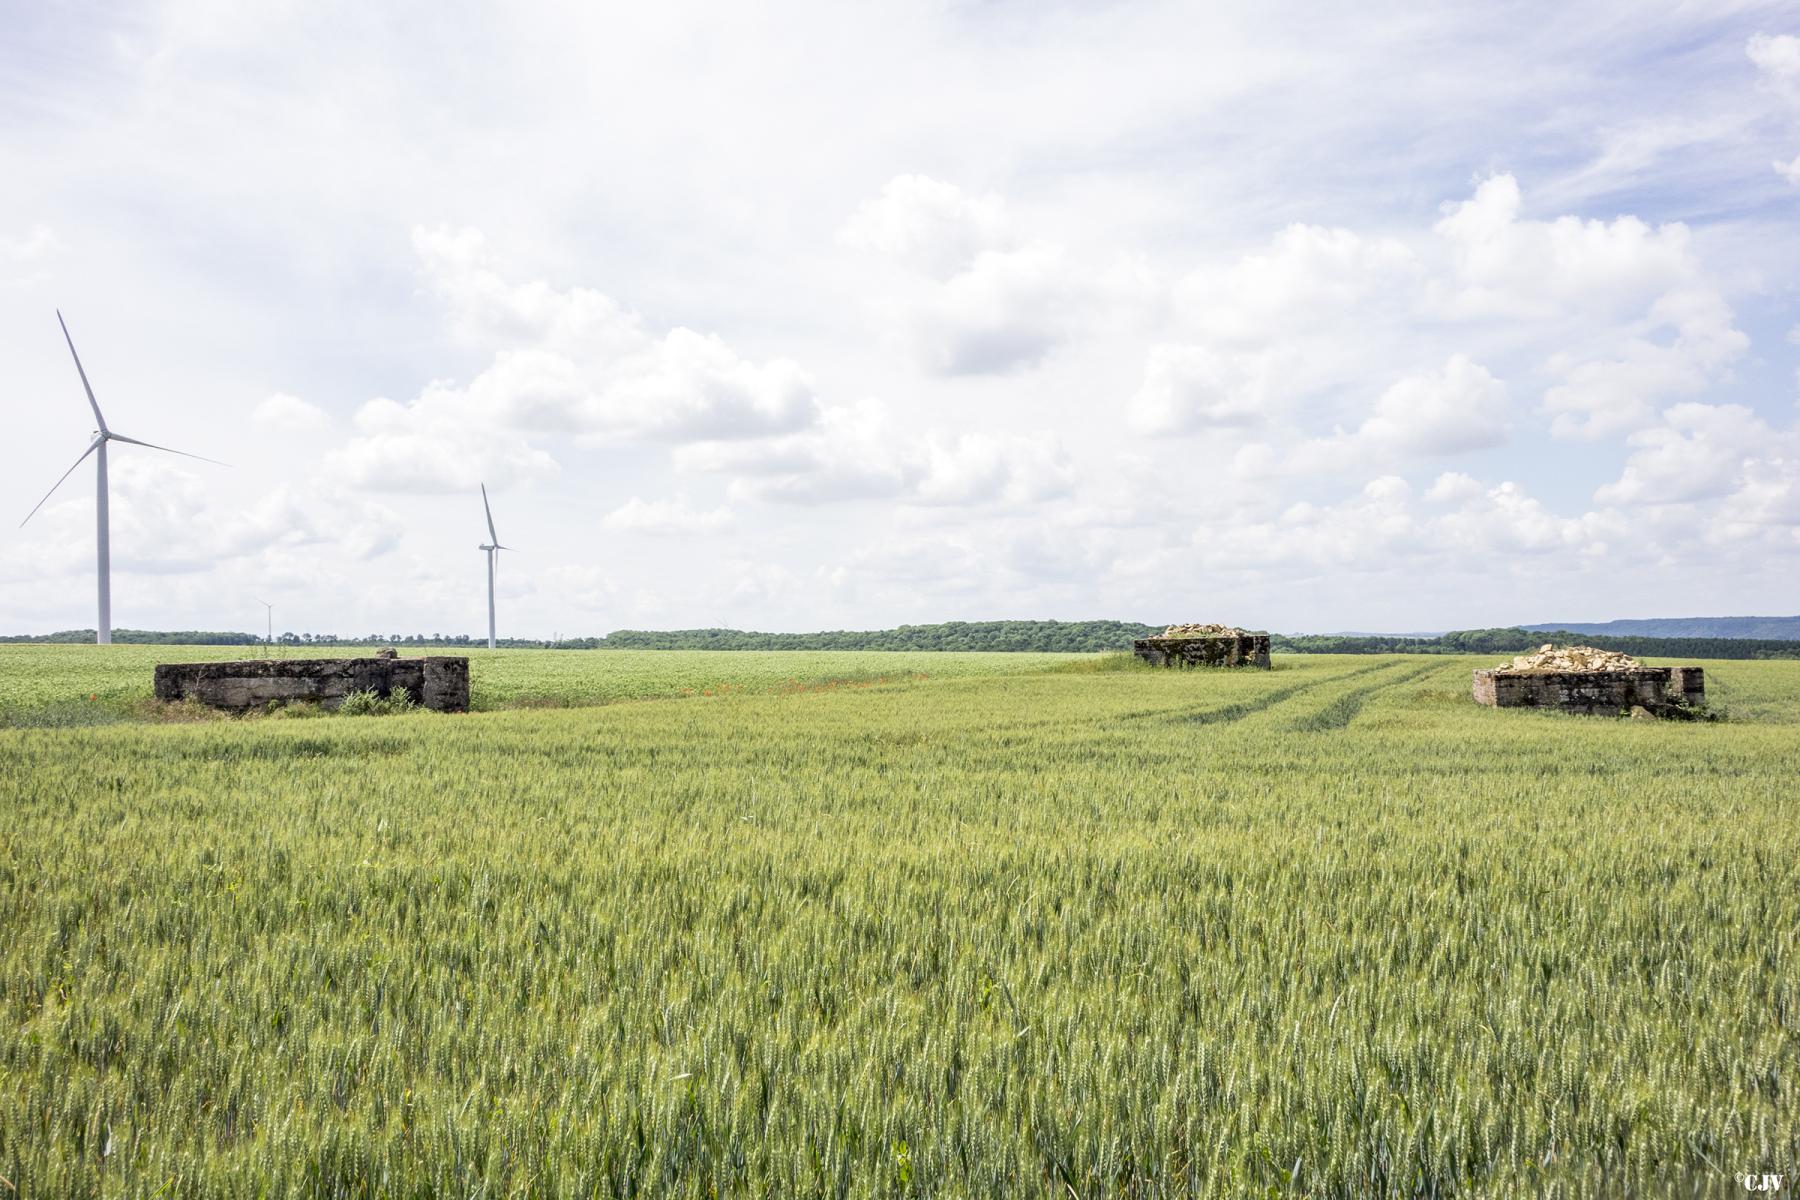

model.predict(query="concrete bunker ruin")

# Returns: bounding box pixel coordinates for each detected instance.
[1471,645,1704,718]
[154,650,470,713]
[1133,623,1272,669]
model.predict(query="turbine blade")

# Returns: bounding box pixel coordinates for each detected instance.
[20,438,99,527]
[105,432,230,467]
[57,310,108,433]
[481,483,498,544]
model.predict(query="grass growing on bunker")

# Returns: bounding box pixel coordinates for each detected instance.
[0,653,1795,1196]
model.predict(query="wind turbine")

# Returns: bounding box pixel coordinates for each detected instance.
[20,311,225,644]
[478,483,513,650]
[253,597,274,648]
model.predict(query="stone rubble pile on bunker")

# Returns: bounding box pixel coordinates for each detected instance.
[1161,623,1248,638]
[1502,643,1641,672]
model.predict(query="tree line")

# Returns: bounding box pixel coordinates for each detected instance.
[1268,627,1800,660]
[592,621,1164,652]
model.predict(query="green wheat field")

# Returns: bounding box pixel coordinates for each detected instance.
[1,646,1795,1197]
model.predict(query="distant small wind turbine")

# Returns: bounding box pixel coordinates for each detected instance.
[20,311,226,645]
[253,597,274,647]
[478,483,513,650]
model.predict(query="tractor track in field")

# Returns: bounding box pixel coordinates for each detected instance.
[1283,661,1444,732]
[1160,660,1405,728]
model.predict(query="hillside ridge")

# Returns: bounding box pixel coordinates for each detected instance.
[1523,616,1800,640]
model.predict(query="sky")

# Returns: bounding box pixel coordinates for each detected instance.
[2,0,1799,638]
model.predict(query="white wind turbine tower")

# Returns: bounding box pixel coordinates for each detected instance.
[478,483,513,651]
[20,311,225,644]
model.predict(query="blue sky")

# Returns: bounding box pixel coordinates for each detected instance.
[3,0,1798,636]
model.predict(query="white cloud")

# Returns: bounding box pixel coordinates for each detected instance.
[1749,34,1800,184]
[410,226,641,354]
[1425,471,1483,503]
[252,392,330,433]
[328,388,562,494]
[2,225,61,263]
[676,398,1072,508]
[824,511,1120,607]
[840,174,1013,276]
[1433,481,1622,558]
[1158,174,1746,456]
[1174,431,1796,603]
[1595,403,1783,506]
[13,455,402,585]
[1356,355,1509,456]
[602,496,736,535]
[218,483,402,562]
[1719,454,1800,532]
[679,401,913,504]
[1,224,63,287]
[1541,287,1748,439]
[716,561,809,611]
[1127,344,1270,433]
[1232,356,1508,479]
[827,535,987,595]
[1175,223,1418,342]
[327,227,824,492]
[915,430,1074,506]
[908,242,1080,375]
[1748,33,1800,91]
[844,176,1084,375]
[599,330,820,441]
[409,227,821,441]
[532,564,621,616]
[1421,175,1747,439]
[1181,476,1420,572]
[1186,472,1625,578]
[1431,175,1693,319]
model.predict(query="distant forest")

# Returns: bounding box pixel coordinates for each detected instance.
[1,629,267,645]
[1269,627,1800,660]
[1523,615,1800,640]
[592,621,1161,652]
[5,621,1798,658]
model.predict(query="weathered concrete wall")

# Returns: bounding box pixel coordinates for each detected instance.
[1133,635,1272,669]
[154,654,470,712]
[1667,666,1706,707]
[1471,666,1704,716]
